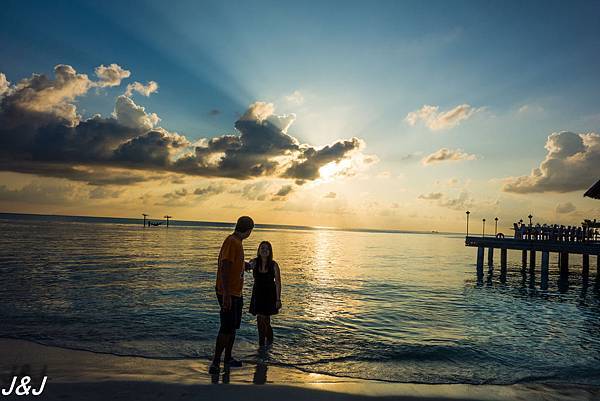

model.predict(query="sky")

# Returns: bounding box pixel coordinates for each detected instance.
[0,0,599,232]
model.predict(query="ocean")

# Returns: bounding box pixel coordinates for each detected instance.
[1,213,599,385]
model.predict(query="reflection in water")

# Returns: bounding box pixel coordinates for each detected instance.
[253,361,268,384]
[1,216,600,385]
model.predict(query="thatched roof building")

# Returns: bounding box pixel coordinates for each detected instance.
[584,179,600,200]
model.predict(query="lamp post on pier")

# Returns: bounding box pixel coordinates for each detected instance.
[466,211,470,237]
[494,217,498,236]
[482,218,486,238]
[528,214,533,227]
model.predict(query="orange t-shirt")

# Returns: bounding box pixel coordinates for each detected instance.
[215,234,245,297]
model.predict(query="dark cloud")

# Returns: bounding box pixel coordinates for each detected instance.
[503,131,600,193]
[0,67,372,185]
[208,109,221,116]
[272,184,294,201]
[284,138,363,181]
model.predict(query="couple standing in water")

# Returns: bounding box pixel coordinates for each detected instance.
[209,216,282,374]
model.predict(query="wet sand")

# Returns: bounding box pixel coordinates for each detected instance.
[0,338,598,401]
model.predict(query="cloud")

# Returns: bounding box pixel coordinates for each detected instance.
[421,148,477,165]
[194,184,225,197]
[283,138,364,181]
[285,90,304,105]
[0,66,374,186]
[94,64,131,88]
[125,81,158,97]
[405,104,480,131]
[2,64,92,124]
[418,191,474,211]
[418,192,443,200]
[163,188,188,199]
[113,95,161,130]
[239,181,271,201]
[518,104,544,114]
[272,184,294,201]
[0,73,9,97]
[89,186,124,199]
[503,131,600,193]
[556,202,576,214]
[0,182,83,204]
[208,109,221,116]
[324,191,337,199]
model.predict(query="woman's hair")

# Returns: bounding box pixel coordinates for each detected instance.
[255,241,273,270]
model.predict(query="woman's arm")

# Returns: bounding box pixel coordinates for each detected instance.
[274,261,282,308]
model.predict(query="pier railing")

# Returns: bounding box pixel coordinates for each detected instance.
[465,236,600,254]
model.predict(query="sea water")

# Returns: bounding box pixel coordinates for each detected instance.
[1,213,599,385]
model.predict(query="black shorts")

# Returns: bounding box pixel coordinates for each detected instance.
[217,293,243,334]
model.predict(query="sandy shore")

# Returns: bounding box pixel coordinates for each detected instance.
[0,338,598,401]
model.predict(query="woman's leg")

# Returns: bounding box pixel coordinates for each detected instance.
[266,315,273,345]
[257,315,266,346]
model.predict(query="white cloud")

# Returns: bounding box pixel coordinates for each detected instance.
[421,148,477,165]
[285,90,304,105]
[503,131,600,193]
[405,104,481,131]
[113,95,161,130]
[94,64,131,87]
[125,81,159,97]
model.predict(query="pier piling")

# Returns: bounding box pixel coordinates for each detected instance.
[521,250,527,270]
[582,254,590,286]
[476,247,484,282]
[500,249,507,282]
[541,251,549,290]
[560,252,570,277]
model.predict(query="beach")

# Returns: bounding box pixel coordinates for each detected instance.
[2,338,599,401]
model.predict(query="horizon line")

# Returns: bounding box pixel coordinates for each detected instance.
[0,211,461,237]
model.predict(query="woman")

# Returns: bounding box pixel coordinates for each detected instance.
[249,241,281,347]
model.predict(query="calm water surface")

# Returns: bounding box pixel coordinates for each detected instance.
[1,214,600,384]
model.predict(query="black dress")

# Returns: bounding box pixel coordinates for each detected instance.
[249,259,279,316]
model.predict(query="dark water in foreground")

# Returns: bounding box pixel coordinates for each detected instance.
[1,214,600,385]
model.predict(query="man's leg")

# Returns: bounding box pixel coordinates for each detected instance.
[224,296,243,366]
[224,329,236,361]
[212,331,231,366]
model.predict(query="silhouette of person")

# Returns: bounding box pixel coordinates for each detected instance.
[249,241,282,347]
[209,216,254,374]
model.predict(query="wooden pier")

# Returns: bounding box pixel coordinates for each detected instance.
[465,236,600,289]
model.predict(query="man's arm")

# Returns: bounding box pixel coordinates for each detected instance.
[220,259,232,311]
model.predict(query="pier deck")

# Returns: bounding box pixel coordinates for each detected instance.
[465,236,600,254]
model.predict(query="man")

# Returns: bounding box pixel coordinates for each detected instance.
[209,216,254,374]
